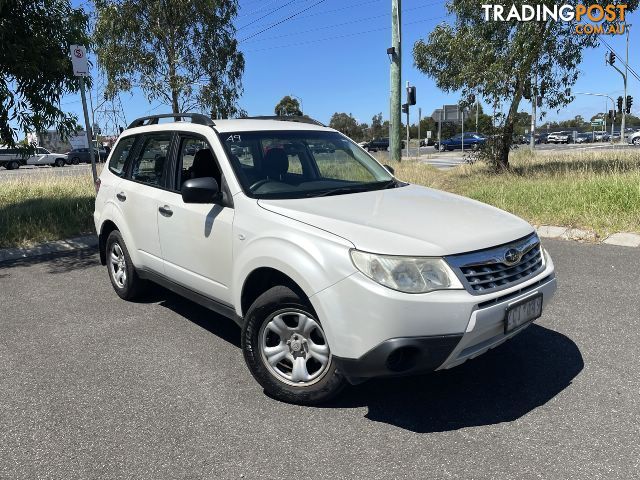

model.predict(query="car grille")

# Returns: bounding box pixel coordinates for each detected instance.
[446,233,544,295]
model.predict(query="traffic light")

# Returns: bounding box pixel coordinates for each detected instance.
[617,96,623,114]
[608,110,615,120]
[468,93,476,104]
[402,103,408,114]
[608,52,616,65]
[536,96,542,107]
[626,96,633,114]
[523,77,531,100]
[407,86,416,106]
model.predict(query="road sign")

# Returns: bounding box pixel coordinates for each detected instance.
[591,118,604,125]
[443,104,462,122]
[70,45,89,77]
[591,121,602,127]
[431,109,443,122]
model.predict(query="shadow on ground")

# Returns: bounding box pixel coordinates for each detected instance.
[327,324,583,433]
[0,248,98,274]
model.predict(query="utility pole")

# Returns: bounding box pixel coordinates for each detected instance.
[622,26,629,143]
[389,0,402,162]
[418,107,421,155]
[405,81,410,158]
[475,98,479,132]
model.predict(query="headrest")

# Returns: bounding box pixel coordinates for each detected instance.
[263,148,289,177]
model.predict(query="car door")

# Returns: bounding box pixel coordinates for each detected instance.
[115,132,174,274]
[157,133,234,304]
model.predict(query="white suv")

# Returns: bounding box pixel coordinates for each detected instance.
[94,113,557,404]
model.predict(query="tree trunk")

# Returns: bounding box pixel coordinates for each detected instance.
[496,82,524,170]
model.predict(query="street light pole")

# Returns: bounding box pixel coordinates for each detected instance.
[574,92,616,143]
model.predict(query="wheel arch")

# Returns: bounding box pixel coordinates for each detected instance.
[240,267,311,318]
[99,220,120,265]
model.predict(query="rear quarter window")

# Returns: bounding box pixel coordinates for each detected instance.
[108,136,137,176]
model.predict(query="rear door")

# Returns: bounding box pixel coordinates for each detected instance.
[116,132,174,274]
[157,132,234,304]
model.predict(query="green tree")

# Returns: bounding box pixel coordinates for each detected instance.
[94,0,244,117]
[274,96,302,116]
[413,0,637,169]
[329,112,361,140]
[0,0,89,148]
[370,112,384,139]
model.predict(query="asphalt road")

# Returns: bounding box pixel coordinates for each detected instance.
[1,239,639,479]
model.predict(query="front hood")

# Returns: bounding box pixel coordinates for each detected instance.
[258,184,534,256]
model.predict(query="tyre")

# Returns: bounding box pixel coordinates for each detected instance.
[55,158,65,167]
[242,286,346,404]
[633,137,640,145]
[71,157,80,165]
[8,160,20,170]
[105,230,146,300]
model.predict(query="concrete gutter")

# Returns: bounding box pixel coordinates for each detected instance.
[0,235,97,264]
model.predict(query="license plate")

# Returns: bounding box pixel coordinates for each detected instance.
[504,294,543,333]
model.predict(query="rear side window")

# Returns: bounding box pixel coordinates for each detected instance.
[130,133,172,187]
[108,136,137,176]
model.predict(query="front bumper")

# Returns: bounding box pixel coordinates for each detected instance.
[311,256,556,382]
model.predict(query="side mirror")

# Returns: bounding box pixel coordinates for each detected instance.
[383,164,395,175]
[182,177,219,204]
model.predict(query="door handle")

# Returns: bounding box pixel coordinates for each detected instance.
[116,192,126,201]
[158,205,173,217]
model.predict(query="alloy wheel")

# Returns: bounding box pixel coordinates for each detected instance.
[109,242,127,288]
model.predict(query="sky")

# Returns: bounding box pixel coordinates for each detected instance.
[63,0,640,134]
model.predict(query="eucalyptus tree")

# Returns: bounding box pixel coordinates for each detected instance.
[94,0,244,118]
[0,0,89,147]
[414,0,637,169]
[274,96,302,116]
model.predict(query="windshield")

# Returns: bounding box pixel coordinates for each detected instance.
[220,130,396,199]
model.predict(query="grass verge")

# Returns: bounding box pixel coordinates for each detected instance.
[0,171,96,248]
[387,148,640,238]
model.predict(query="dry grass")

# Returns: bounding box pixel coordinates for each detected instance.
[0,170,97,248]
[388,149,640,237]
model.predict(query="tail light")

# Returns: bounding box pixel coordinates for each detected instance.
[95,178,101,194]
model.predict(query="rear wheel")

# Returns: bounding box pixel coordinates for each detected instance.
[105,230,146,300]
[71,157,80,165]
[633,137,640,145]
[8,160,20,170]
[242,286,346,404]
[54,158,65,167]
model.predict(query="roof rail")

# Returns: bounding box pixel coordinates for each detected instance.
[244,116,325,127]
[127,113,215,129]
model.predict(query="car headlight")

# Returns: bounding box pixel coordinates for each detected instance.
[350,250,463,294]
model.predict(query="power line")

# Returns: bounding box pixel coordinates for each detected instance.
[237,0,299,31]
[600,37,640,82]
[239,0,329,43]
[241,15,446,53]
[241,1,446,45]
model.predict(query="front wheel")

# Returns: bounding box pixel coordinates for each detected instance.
[633,137,640,145]
[55,158,65,167]
[71,157,80,165]
[242,286,346,405]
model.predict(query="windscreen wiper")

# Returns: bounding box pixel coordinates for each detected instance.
[306,180,399,198]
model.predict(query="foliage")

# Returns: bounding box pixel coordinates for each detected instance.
[0,0,89,148]
[328,112,364,141]
[93,0,244,117]
[274,96,302,116]
[413,0,638,169]
[370,113,385,139]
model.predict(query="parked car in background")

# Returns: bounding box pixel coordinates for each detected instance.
[435,132,486,151]
[538,133,549,144]
[547,131,574,144]
[521,133,541,144]
[628,130,640,145]
[0,146,68,169]
[66,147,108,164]
[593,131,609,142]
[575,133,592,144]
[611,131,621,141]
[419,137,435,147]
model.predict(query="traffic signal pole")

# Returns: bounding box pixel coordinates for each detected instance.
[390,0,402,162]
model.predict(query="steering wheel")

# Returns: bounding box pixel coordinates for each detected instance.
[250,179,271,190]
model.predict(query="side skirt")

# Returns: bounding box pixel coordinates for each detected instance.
[137,268,243,326]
